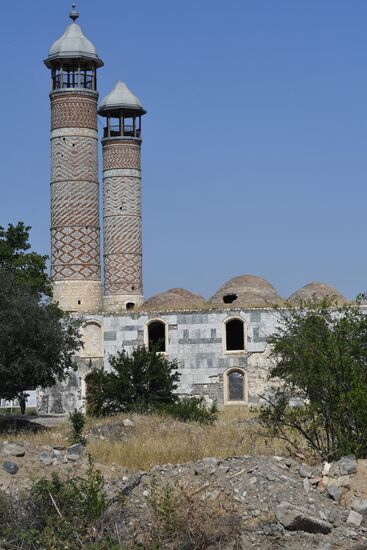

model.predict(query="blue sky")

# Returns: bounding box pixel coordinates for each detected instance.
[0,0,366,300]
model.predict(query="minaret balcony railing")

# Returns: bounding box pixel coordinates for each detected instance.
[52,73,95,91]
[103,125,141,139]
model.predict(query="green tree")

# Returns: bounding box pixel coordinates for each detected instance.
[0,222,51,296]
[0,268,82,401]
[87,346,181,416]
[259,297,367,460]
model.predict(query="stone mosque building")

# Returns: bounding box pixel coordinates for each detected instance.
[38,6,348,414]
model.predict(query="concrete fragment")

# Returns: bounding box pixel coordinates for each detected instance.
[347,510,363,527]
[275,501,333,534]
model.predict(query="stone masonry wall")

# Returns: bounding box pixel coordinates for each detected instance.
[39,308,282,413]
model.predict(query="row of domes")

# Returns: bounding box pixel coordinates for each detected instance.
[142,275,348,311]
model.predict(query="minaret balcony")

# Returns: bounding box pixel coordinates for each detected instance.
[103,124,141,139]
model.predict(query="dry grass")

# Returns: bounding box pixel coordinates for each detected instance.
[87,407,289,471]
[0,407,291,473]
[0,420,70,447]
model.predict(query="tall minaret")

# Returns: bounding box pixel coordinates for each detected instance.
[44,5,103,313]
[98,81,147,312]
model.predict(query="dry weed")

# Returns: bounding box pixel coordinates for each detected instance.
[140,477,242,549]
[0,407,296,472]
[87,407,290,471]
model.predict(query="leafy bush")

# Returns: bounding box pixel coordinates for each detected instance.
[87,345,180,416]
[259,297,367,460]
[69,408,86,445]
[158,396,218,425]
[0,460,109,549]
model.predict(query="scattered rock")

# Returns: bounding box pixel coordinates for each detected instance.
[39,452,53,466]
[67,443,85,456]
[340,456,357,476]
[350,497,367,513]
[303,477,310,493]
[327,484,343,502]
[322,462,332,476]
[275,501,333,534]
[347,510,363,528]
[122,419,134,427]
[3,460,19,475]
[299,465,313,478]
[335,475,350,488]
[67,454,79,462]
[0,443,25,457]
[201,457,219,467]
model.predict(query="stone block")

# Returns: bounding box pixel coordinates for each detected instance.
[104,331,117,341]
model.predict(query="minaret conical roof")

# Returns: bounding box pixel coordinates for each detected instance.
[45,21,103,67]
[99,81,146,115]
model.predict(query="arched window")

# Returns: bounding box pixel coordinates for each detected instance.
[147,320,167,352]
[224,369,247,404]
[225,318,245,352]
[228,371,244,400]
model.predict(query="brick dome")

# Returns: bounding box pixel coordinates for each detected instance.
[209,275,283,308]
[288,282,348,305]
[143,288,207,311]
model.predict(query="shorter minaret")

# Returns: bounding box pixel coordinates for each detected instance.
[98,82,147,312]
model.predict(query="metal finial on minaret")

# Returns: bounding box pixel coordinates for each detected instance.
[69,2,79,21]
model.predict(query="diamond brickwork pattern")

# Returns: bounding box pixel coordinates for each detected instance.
[103,143,141,170]
[50,91,101,284]
[51,226,100,281]
[51,181,99,227]
[103,177,141,217]
[51,93,98,130]
[51,136,98,182]
[104,254,143,295]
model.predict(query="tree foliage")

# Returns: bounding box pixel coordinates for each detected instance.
[0,267,82,401]
[87,346,181,416]
[0,222,51,296]
[259,297,367,460]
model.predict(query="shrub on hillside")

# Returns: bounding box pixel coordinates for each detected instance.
[87,345,180,416]
[158,396,218,425]
[69,409,86,445]
[259,296,367,460]
[0,460,109,549]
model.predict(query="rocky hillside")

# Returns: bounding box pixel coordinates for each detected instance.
[2,436,367,548]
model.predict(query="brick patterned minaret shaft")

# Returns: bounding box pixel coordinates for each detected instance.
[99,81,146,312]
[45,9,103,313]
[102,140,143,311]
